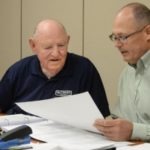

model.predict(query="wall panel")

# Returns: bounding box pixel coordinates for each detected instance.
[84,0,150,109]
[21,0,83,57]
[0,0,21,78]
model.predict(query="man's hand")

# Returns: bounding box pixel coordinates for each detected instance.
[93,118,133,141]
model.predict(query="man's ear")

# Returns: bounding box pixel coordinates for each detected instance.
[145,25,150,42]
[67,35,70,44]
[29,38,36,53]
[145,25,150,35]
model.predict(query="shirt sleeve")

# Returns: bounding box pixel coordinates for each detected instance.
[109,64,150,141]
[83,59,110,117]
[112,106,150,141]
[0,69,15,112]
[132,123,150,141]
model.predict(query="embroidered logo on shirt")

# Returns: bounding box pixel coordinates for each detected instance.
[55,90,72,97]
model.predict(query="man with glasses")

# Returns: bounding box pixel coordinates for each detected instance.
[94,2,150,141]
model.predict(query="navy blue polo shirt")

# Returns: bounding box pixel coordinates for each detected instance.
[0,53,110,117]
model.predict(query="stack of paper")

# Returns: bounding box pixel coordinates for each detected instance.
[1,92,131,149]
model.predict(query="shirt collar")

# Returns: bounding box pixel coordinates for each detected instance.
[137,51,150,69]
[129,50,150,70]
[140,50,150,69]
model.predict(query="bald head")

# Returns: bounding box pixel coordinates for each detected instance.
[33,19,68,40]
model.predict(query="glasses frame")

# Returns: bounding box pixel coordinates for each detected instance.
[109,25,148,42]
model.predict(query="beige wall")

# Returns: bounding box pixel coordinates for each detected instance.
[21,0,83,57]
[0,0,21,77]
[83,0,150,109]
[0,0,150,109]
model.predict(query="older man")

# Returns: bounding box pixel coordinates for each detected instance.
[0,19,110,117]
[94,2,150,141]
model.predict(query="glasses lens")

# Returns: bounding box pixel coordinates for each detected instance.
[109,34,127,42]
[109,34,114,41]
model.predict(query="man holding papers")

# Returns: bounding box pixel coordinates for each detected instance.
[94,2,150,142]
[0,19,110,117]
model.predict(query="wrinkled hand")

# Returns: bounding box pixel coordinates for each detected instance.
[93,118,133,141]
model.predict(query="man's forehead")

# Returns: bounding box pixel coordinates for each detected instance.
[112,13,137,33]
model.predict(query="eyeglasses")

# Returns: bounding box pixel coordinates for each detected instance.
[109,25,147,42]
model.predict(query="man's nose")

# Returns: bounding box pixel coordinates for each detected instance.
[51,47,60,56]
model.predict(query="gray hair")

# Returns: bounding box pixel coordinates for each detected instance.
[121,3,150,26]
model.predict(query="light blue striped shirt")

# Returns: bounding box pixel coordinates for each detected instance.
[113,50,150,141]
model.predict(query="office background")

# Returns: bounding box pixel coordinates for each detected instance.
[0,0,149,110]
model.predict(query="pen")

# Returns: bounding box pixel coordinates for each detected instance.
[92,147,116,150]
[111,114,118,119]
[0,136,30,149]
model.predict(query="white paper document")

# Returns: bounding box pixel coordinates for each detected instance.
[0,114,47,127]
[14,92,120,149]
[2,115,116,150]
[28,120,115,149]
[30,142,114,150]
[2,92,131,149]
[17,92,103,133]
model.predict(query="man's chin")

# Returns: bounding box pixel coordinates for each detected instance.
[123,58,135,64]
[48,68,62,77]
[122,56,130,62]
